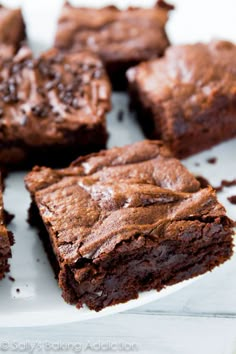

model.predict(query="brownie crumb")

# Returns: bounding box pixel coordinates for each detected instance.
[214,178,236,192]
[214,185,223,193]
[222,179,236,187]
[8,276,15,282]
[196,176,211,188]
[16,288,20,293]
[207,157,217,164]
[157,0,175,10]
[117,110,124,122]
[227,196,236,205]
[3,210,14,224]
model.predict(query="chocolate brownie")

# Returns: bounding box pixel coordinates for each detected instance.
[54,1,173,89]
[127,40,236,158]
[0,5,25,56]
[25,140,234,311]
[0,175,14,280]
[0,46,111,168]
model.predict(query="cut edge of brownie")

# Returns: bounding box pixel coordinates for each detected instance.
[128,69,236,158]
[0,131,108,169]
[131,90,236,158]
[28,197,234,311]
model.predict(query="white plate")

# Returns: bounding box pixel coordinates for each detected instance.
[0,0,235,328]
[1,93,236,328]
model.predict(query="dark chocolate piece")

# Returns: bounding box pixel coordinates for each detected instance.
[25,140,234,311]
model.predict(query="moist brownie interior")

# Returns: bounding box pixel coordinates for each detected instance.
[127,40,236,158]
[54,1,173,89]
[0,46,111,168]
[25,140,234,311]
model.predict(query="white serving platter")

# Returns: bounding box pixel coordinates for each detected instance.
[0,0,235,328]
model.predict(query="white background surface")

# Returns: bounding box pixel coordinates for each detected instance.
[0,0,236,353]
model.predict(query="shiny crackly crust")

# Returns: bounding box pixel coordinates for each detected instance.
[25,140,233,262]
[25,140,234,310]
[127,40,236,157]
[54,0,173,85]
[0,46,111,166]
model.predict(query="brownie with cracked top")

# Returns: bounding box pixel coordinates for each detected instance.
[127,40,236,158]
[0,46,111,167]
[0,175,14,280]
[0,4,25,58]
[25,140,234,311]
[54,1,173,89]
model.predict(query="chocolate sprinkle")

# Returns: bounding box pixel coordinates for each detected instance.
[31,103,50,118]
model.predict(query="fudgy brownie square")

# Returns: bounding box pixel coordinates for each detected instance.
[0,46,111,168]
[127,40,236,158]
[54,1,173,89]
[0,175,14,280]
[0,4,25,56]
[25,140,234,311]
